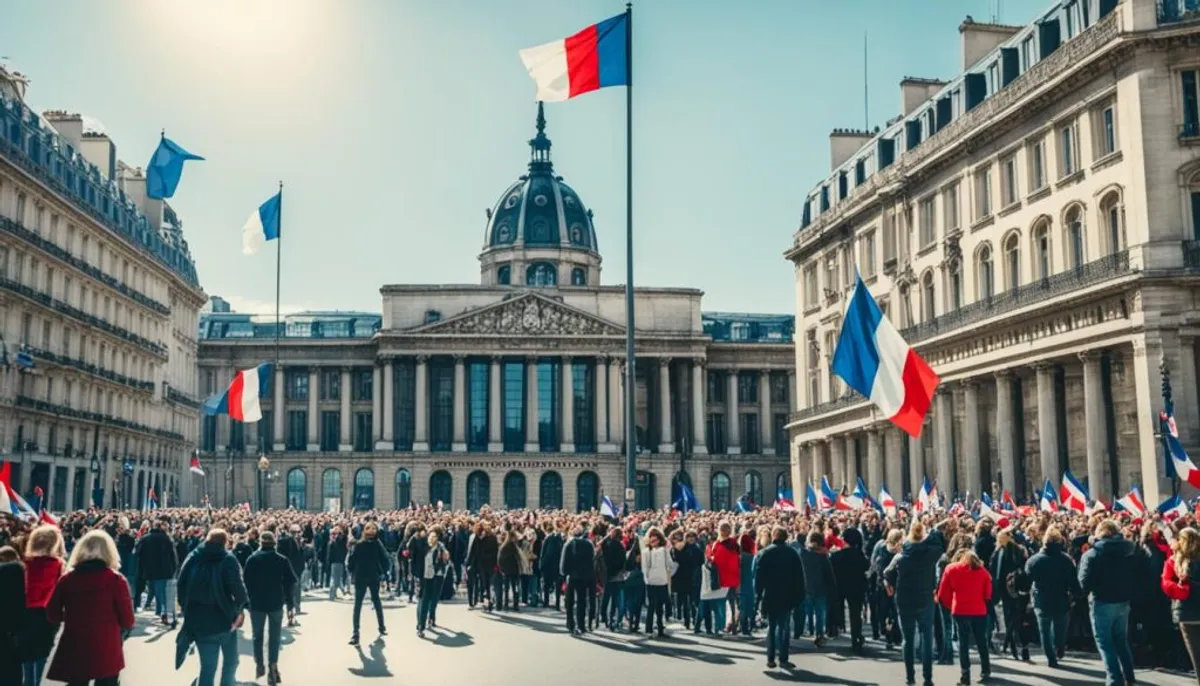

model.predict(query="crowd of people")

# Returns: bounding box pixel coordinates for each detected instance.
[0,499,1197,686]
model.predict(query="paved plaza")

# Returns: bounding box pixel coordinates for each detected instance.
[70,589,1196,686]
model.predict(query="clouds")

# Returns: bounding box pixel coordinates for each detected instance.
[218,294,307,315]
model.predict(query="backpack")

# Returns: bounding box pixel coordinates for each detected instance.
[1006,567,1031,598]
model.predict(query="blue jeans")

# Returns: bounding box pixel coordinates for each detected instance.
[602,579,625,626]
[803,594,827,636]
[955,615,990,681]
[149,578,169,617]
[700,598,726,633]
[249,610,282,667]
[195,629,239,686]
[1034,608,1068,665]
[1090,600,1135,686]
[21,659,46,686]
[937,605,955,662]
[739,591,756,634]
[899,605,935,685]
[417,577,441,631]
[766,609,792,663]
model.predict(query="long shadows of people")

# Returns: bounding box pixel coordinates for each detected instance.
[481,610,571,635]
[581,633,749,666]
[430,629,474,648]
[762,667,880,685]
[348,638,391,678]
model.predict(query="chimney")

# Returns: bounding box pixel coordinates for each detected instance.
[830,129,874,171]
[79,131,116,181]
[0,65,29,101]
[959,16,1021,70]
[42,110,83,149]
[899,78,948,117]
[117,162,163,228]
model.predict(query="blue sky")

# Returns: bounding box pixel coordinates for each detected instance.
[1,0,1048,315]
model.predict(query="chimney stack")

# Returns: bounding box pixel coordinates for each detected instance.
[959,16,1021,70]
[829,128,874,171]
[899,78,948,117]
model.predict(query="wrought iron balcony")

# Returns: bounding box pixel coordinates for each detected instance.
[23,345,155,393]
[14,394,185,442]
[0,276,167,357]
[898,250,1130,345]
[789,392,867,424]
[166,385,203,410]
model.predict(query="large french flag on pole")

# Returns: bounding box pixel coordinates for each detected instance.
[519,13,629,102]
[832,277,940,437]
[242,192,282,256]
[203,363,272,423]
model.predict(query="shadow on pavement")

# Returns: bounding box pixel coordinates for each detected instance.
[580,633,749,666]
[348,638,391,678]
[482,610,571,635]
[762,667,880,685]
[430,629,474,648]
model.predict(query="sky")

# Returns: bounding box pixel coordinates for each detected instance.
[1,0,1050,316]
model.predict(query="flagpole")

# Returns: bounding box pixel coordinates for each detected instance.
[623,2,636,511]
[274,181,283,373]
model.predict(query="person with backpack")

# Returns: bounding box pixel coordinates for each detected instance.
[990,527,1031,661]
[242,531,297,686]
[885,519,947,686]
[178,529,249,686]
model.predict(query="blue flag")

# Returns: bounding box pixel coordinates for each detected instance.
[673,482,699,513]
[147,136,204,199]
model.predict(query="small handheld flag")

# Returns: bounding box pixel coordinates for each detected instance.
[146,136,204,200]
[1116,487,1146,517]
[773,489,796,512]
[1039,479,1059,513]
[242,192,282,255]
[1158,494,1188,521]
[916,477,935,513]
[519,13,629,103]
[600,496,618,520]
[848,477,870,510]
[1059,470,1089,513]
[805,482,818,514]
[878,486,897,516]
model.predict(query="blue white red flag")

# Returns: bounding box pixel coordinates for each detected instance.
[600,496,618,519]
[144,488,158,511]
[1161,409,1200,489]
[1158,494,1188,521]
[1115,487,1146,517]
[773,489,796,512]
[847,477,870,510]
[242,192,282,255]
[203,363,272,423]
[805,482,818,514]
[1039,479,1059,513]
[916,477,935,513]
[878,486,897,516]
[1059,470,1089,513]
[519,13,629,103]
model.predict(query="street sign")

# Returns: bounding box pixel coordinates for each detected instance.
[624,488,635,502]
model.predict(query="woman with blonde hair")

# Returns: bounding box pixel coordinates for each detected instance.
[20,525,65,686]
[1162,526,1200,680]
[45,530,135,686]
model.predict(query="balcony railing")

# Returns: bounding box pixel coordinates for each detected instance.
[24,345,155,393]
[898,249,1130,345]
[0,217,172,315]
[0,276,168,357]
[1160,0,1200,24]
[789,392,867,424]
[166,386,203,410]
[14,394,185,442]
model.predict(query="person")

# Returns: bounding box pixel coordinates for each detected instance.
[937,548,993,686]
[0,546,27,686]
[624,539,646,632]
[707,521,741,635]
[755,525,806,670]
[1162,526,1200,678]
[44,530,136,686]
[799,530,835,647]
[497,530,521,612]
[560,523,595,635]
[870,528,903,649]
[673,530,703,631]
[416,528,449,637]
[831,527,870,651]
[178,528,250,686]
[134,516,179,628]
[327,526,348,601]
[1078,518,1138,686]
[1025,525,1081,667]
[598,526,627,630]
[641,526,677,637]
[736,527,759,637]
[540,521,564,610]
[347,521,388,646]
[990,527,1030,661]
[467,521,499,612]
[242,530,297,686]
[21,525,65,686]
[885,519,946,686]
[276,524,306,623]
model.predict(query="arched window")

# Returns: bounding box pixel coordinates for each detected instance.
[321,468,341,509]
[1003,232,1021,291]
[776,471,789,496]
[353,468,374,510]
[570,267,587,286]
[429,470,452,508]
[920,271,936,323]
[525,262,557,287]
[977,244,994,301]
[539,471,563,509]
[497,265,511,285]
[635,470,656,510]
[395,469,411,509]
[710,471,732,511]
[466,470,490,512]
[744,470,763,506]
[503,471,526,509]
[286,468,307,510]
[576,471,599,512]
[1064,205,1085,269]
[1099,191,1124,254]
[1033,219,1052,280]
[947,261,963,311]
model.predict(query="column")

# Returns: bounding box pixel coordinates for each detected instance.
[994,370,1017,495]
[488,357,503,452]
[339,367,352,452]
[691,359,707,455]
[595,357,613,451]
[306,367,319,451]
[844,434,858,488]
[561,357,575,453]
[828,437,845,490]
[371,364,382,445]
[452,355,467,452]
[759,370,774,455]
[934,388,953,494]
[1035,361,1058,486]
[788,370,797,413]
[525,357,539,452]
[810,441,825,485]
[1080,352,1109,501]
[609,360,623,450]
[726,370,741,454]
[273,367,285,451]
[658,358,673,453]
[884,428,904,494]
[908,432,924,499]
[414,355,429,451]
[66,465,77,511]
[867,428,883,493]
[45,459,57,513]
[1180,337,1200,445]
[380,359,394,449]
[962,380,981,498]
[791,440,806,503]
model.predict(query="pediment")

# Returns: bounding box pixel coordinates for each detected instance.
[413,292,624,337]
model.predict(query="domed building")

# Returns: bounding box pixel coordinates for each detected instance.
[196,106,795,513]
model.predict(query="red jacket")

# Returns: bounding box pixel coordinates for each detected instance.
[45,561,135,683]
[25,556,63,608]
[1163,557,1191,601]
[709,538,741,589]
[937,561,992,617]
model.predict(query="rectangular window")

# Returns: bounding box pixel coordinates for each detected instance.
[201,416,217,452]
[319,369,340,401]
[572,362,595,452]
[320,411,339,451]
[987,61,1001,94]
[1184,70,1200,138]
[803,266,818,308]
[861,230,876,278]
[974,166,993,219]
[352,369,373,402]
[736,372,758,405]
[773,413,788,456]
[770,373,789,404]
[740,413,760,455]
[824,254,837,295]
[286,410,307,451]
[430,362,455,452]
[467,361,489,451]
[706,413,725,454]
[285,370,309,400]
[502,361,525,452]
[943,184,959,233]
[1098,105,1117,156]
[1001,155,1019,206]
[919,196,936,248]
[354,412,373,452]
[707,370,726,403]
[882,210,896,263]
[824,330,839,399]
[394,362,416,450]
[1059,124,1077,176]
[1029,139,1046,190]
[258,417,274,451]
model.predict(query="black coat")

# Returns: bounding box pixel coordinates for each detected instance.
[347,538,389,586]
[276,534,305,577]
[884,531,945,614]
[830,545,870,599]
[135,529,178,581]
[178,543,249,638]
[673,542,704,588]
[600,537,627,581]
[498,540,521,577]
[468,533,499,573]
[243,547,298,613]
[989,542,1028,602]
[540,533,564,580]
[0,560,24,685]
[1078,536,1137,604]
[1025,541,1080,614]
[754,542,806,613]
[560,535,595,582]
[327,536,348,566]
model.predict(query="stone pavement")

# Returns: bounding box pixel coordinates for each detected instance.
[61,589,1196,686]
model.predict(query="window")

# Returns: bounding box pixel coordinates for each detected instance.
[285,370,309,400]
[1097,104,1117,156]
[576,471,599,512]
[1001,155,1019,207]
[353,468,374,510]
[395,469,411,509]
[823,254,837,295]
[943,184,959,233]
[319,369,340,401]
[803,265,818,308]
[320,410,339,451]
[635,470,656,510]
[860,231,876,278]
[526,262,557,286]
[919,196,936,247]
[468,361,489,451]
[1059,123,1077,177]
[354,412,372,451]
[286,468,307,510]
[503,471,526,509]
[570,267,587,286]
[1065,206,1085,269]
[1033,220,1052,280]
[974,166,993,219]
[710,472,732,511]
[1029,139,1046,191]
[352,369,373,402]
[824,330,838,398]
[429,470,452,507]
[742,470,764,506]
[882,209,897,263]
[286,410,307,450]
[429,361,454,452]
[805,329,819,404]
[497,265,511,285]
[1183,70,1200,138]
[707,370,725,403]
[770,373,789,404]
[572,361,595,452]
[921,271,936,322]
[987,60,1002,94]
[1100,191,1124,254]
[737,372,758,404]
[539,471,563,509]
[740,414,760,454]
[321,468,342,508]
[948,262,963,311]
[978,244,995,301]
[706,413,725,453]
[502,361,525,452]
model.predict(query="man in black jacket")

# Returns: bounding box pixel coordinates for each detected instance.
[884,519,947,686]
[243,531,297,686]
[540,522,565,610]
[179,529,249,686]
[599,527,627,630]
[755,525,806,669]
[560,524,595,635]
[136,518,179,626]
[831,527,870,651]
[276,525,305,623]
[1078,519,1137,686]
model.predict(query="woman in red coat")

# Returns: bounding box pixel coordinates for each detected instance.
[937,548,993,686]
[707,521,741,633]
[45,530,135,686]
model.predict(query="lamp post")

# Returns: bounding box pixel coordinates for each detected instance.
[257,455,270,511]
[1160,353,1179,497]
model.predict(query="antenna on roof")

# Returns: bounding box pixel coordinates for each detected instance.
[863,31,869,132]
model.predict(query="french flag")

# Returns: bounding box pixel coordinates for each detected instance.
[1116,487,1146,517]
[1000,490,1018,514]
[878,486,897,516]
[773,489,796,512]
[805,482,818,514]
[1162,409,1200,489]
[1059,470,1089,513]
[1039,479,1059,512]
[519,12,629,103]
[820,477,847,511]
[0,463,37,521]
[190,452,205,476]
[847,477,870,510]
[916,476,935,513]
[832,277,940,438]
[1158,494,1189,521]
[203,363,272,423]
[145,488,158,511]
[978,492,1004,523]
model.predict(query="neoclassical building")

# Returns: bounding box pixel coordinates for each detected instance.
[0,66,207,510]
[786,0,1200,507]
[199,107,794,512]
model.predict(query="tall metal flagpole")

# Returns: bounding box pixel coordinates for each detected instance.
[623,2,637,509]
[275,181,283,372]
